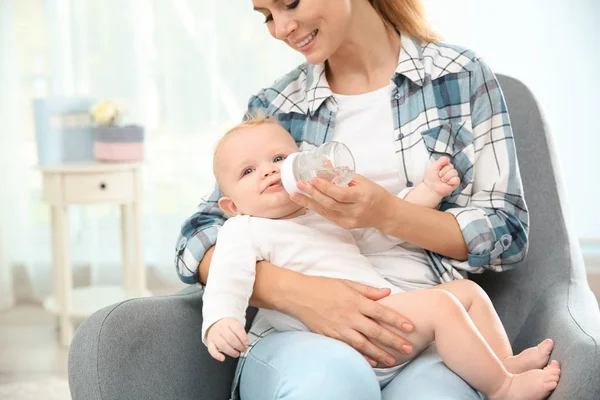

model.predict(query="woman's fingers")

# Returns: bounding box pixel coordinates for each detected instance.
[356,302,413,352]
[341,328,397,367]
[363,355,377,367]
[344,281,414,359]
[345,280,391,301]
[290,173,392,230]
[290,191,323,211]
[293,276,414,368]
[346,281,415,333]
[290,192,343,222]
[298,180,343,211]
[308,177,358,203]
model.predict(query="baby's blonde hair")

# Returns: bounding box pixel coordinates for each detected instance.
[212,111,280,189]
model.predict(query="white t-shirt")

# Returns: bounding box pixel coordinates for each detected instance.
[332,84,404,194]
[202,211,401,340]
[332,84,439,291]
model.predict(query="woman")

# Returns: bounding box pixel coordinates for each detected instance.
[175,0,529,399]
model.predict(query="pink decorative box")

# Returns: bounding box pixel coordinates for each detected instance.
[93,125,144,162]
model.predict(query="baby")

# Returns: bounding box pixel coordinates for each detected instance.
[202,116,561,399]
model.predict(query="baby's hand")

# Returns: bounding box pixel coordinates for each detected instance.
[206,318,249,362]
[424,156,460,197]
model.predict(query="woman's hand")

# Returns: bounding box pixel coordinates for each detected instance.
[290,174,394,230]
[283,274,415,367]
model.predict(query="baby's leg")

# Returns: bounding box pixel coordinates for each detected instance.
[436,280,554,373]
[434,280,512,358]
[377,290,560,399]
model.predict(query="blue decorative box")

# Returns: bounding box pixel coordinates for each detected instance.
[33,97,97,165]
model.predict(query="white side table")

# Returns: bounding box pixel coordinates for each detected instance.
[40,162,149,346]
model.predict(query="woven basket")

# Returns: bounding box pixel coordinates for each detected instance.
[93,124,144,162]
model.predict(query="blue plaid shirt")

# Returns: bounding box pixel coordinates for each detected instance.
[175,34,529,399]
[175,34,529,287]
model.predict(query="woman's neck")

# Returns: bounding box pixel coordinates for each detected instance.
[326,3,401,95]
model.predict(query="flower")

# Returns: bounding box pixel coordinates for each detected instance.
[90,99,125,126]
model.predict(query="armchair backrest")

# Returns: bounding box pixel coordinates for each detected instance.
[470,74,588,341]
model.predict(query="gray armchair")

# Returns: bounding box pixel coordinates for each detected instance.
[68,75,600,399]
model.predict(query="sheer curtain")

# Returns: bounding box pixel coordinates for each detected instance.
[0,0,20,309]
[0,0,303,301]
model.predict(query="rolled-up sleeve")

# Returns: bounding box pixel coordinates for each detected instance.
[437,58,529,273]
[174,184,227,285]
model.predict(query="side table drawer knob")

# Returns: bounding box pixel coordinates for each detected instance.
[62,171,134,203]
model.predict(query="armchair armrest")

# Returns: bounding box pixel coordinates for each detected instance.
[514,278,600,399]
[68,286,256,400]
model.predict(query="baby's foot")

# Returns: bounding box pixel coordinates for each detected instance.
[503,339,554,374]
[491,360,561,400]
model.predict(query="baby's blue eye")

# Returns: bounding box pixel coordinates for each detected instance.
[242,168,254,176]
[273,155,285,163]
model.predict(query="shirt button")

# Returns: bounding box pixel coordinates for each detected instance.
[500,234,512,249]
[398,133,404,140]
[407,181,414,187]
[394,92,401,100]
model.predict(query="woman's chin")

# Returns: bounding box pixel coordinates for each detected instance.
[306,57,326,66]
[303,49,328,66]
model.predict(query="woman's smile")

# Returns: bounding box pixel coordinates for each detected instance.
[294,29,318,52]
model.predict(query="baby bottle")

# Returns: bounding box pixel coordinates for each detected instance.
[281,141,355,195]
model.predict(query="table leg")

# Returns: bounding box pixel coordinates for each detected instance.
[131,199,145,298]
[120,203,131,293]
[0,232,14,311]
[51,205,72,347]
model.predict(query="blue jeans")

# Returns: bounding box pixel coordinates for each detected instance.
[239,331,483,399]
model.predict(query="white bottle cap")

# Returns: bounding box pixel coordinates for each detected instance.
[281,152,301,194]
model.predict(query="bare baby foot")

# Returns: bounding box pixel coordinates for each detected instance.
[491,360,561,400]
[503,338,554,374]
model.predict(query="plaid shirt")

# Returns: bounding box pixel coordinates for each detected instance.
[174,35,529,398]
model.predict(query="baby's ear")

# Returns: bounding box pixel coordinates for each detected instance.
[218,196,238,216]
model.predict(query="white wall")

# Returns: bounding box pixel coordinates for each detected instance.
[423,0,600,240]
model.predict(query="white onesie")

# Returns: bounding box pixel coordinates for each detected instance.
[202,210,402,339]
[202,210,426,384]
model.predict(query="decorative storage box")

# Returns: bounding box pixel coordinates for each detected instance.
[33,97,96,165]
[93,124,145,162]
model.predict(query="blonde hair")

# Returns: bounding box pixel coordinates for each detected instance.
[236,110,278,130]
[370,0,439,43]
[212,112,280,188]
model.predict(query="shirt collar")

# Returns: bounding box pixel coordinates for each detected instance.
[305,62,331,115]
[305,34,426,114]
[394,34,425,87]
